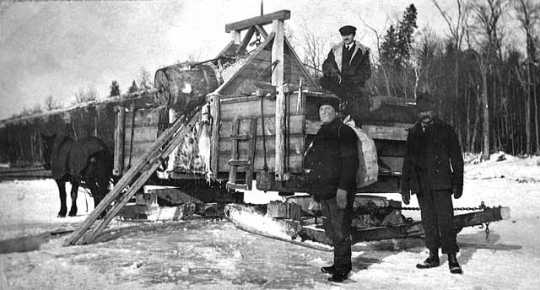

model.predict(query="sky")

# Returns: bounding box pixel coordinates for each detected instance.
[0,0,512,119]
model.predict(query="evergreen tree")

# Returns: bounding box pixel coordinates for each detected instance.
[110,80,120,97]
[128,80,139,94]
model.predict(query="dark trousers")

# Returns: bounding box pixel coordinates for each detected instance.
[320,196,353,274]
[417,189,459,254]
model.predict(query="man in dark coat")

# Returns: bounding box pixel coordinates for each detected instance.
[320,25,371,126]
[400,93,464,274]
[304,98,359,282]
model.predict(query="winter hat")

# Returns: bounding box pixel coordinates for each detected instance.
[416,92,437,112]
[317,97,340,111]
[339,25,357,36]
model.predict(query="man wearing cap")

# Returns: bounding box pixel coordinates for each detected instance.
[320,25,371,125]
[304,99,359,282]
[400,92,464,274]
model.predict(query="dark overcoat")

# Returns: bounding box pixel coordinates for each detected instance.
[304,119,359,201]
[321,41,371,94]
[400,118,464,195]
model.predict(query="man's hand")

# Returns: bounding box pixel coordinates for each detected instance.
[452,184,463,199]
[337,74,342,84]
[336,188,347,209]
[401,190,411,205]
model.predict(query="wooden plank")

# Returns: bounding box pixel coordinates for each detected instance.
[220,115,304,137]
[362,124,408,141]
[225,10,290,32]
[245,118,257,189]
[272,19,285,181]
[113,106,125,176]
[220,94,301,124]
[210,94,221,174]
[218,154,303,173]
[228,118,240,185]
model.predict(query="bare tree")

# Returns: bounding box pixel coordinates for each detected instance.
[43,95,61,111]
[515,0,540,154]
[138,67,153,90]
[472,0,508,160]
[360,17,392,97]
[74,86,98,104]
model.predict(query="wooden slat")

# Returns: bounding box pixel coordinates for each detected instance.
[228,159,250,166]
[113,106,125,176]
[230,134,251,140]
[225,10,290,32]
[254,24,268,38]
[228,118,240,185]
[245,118,257,189]
[210,94,221,174]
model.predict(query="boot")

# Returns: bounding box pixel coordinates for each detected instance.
[320,265,335,274]
[328,272,348,283]
[416,249,440,269]
[448,253,463,274]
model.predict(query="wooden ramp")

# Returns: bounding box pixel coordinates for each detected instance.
[63,109,199,246]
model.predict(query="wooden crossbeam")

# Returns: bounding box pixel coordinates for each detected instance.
[225,10,290,33]
[236,26,256,54]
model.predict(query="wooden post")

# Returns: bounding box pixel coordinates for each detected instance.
[231,30,241,44]
[210,94,221,174]
[272,19,285,181]
[113,106,125,176]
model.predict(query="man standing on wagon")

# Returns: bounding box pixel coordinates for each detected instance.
[320,25,372,126]
[400,93,464,274]
[304,99,359,282]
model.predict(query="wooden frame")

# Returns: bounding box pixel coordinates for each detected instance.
[225,10,290,33]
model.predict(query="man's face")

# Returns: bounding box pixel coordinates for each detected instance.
[418,110,436,125]
[319,104,337,124]
[341,33,355,45]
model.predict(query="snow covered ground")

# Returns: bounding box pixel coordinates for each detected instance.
[1,153,540,289]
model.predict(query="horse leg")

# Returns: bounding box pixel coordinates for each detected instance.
[68,176,80,217]
[56,179,67,218]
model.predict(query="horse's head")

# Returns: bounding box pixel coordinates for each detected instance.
[40,133,56,170]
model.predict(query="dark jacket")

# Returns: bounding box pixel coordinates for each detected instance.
[400,118,464,194]
[320,41,371,96]
[304,119,359,201]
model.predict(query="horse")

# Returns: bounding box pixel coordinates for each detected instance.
[41,134,113,217]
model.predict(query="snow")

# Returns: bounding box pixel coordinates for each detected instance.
[1,155,540,289]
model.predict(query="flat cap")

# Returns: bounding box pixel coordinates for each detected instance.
[339,25,357,36]
[317,97,340,111]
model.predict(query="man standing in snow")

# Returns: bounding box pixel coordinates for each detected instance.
[400,93,464,274]
[304,98,359,282]
[320,25,371,126]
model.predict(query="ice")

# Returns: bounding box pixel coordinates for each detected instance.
[1,154,540,289]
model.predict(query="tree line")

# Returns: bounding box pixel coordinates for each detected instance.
[11,67,153,119]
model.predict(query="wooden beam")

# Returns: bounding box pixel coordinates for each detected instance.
[231,30,241,44]
[236,26,256,54]
[113,106,125,176]
[272,19,286,181]
[210,94,221,174]
[225,10,291,33]
[254,24,268,38]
